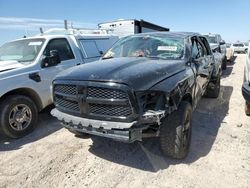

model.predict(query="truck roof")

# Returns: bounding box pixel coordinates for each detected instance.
[5,31,118,44]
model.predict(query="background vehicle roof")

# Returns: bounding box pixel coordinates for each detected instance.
[133,31,201,38]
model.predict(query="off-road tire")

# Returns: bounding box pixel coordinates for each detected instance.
[160,101,192,159]
[0,95,38,138]
[245,102,250,116]
[204,75,221,98]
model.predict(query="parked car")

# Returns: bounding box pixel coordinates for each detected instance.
[0,28,119,138]
[226,43,234,61]
[51,32,221,159]
[232,43,246,54]
[204,34,227,70]
[242,42,250,116]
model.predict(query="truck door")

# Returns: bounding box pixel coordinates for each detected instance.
[39,38,77,105]
[199,36,214,80]
[191,37,210,99]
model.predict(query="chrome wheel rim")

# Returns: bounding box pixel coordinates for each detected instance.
[9,104,32,131]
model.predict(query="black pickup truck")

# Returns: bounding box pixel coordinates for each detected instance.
[51,32,221,159]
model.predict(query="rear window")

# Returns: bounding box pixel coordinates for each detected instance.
[204,35,218,43]
[233,43,244,47]
[79,40,101,58]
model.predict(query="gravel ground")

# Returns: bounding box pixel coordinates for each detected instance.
[0,54,249,188]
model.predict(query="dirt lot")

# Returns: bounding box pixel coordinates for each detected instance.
[0,54,250,188]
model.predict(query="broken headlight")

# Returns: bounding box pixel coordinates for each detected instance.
[136,91,168,113]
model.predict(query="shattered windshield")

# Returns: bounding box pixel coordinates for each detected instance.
[204,35,218,44]
[0,39,45,64]
[103,35,185,60]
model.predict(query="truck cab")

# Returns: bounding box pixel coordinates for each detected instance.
[0,29,118,138]
[204,33,227,70]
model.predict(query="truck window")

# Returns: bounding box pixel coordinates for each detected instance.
[204,35,217,44]
[79,40,100,58]
[0,39,45,63]
[43,38,74,61]
[95,39,117,55]
[103,35,184,60]
[192,39,204,59]
[199,37,212,55]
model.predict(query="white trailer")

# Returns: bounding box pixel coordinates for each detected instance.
[98,19,169,37]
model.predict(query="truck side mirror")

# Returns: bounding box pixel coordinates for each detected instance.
[41,50,61,68]
[220,40,225,45]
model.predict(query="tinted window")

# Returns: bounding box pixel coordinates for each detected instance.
[233,43,244,47]
[80,40,101,58]
[44,38,74,61]
[191,39,204,58]
[191,40,199,59]
[199,37,209,55]
[204,35,218,43]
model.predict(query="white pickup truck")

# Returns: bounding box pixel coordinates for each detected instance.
[0,29,118,138]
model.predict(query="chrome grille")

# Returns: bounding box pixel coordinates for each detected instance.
[54,85,77,95]
[88,87,128,99]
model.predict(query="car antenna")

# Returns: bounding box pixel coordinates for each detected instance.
[64,19,68,30]
[40,27,44,35]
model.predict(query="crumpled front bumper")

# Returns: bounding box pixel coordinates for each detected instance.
[51,108,143,142]
[242,82,250,103]
[51,108,165,142]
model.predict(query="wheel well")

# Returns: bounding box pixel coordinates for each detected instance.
[182,93,193,106]
[0,88,43,111]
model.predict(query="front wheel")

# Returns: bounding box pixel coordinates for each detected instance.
[204,75,221,98]
[159,101,192,159]
[0,95,38,138]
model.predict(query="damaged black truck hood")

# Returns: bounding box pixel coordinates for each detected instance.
[55,57,186,90]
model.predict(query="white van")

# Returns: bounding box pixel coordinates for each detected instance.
[0,28,118,138]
